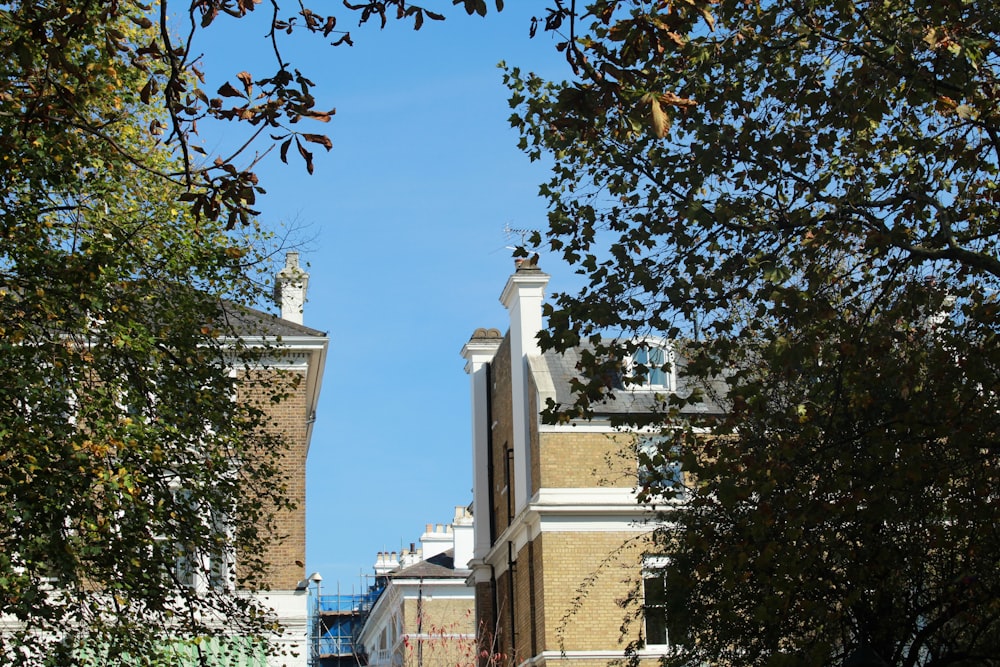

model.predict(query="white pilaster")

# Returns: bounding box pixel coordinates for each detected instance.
[461,328,502,562]
[499,262,550,516]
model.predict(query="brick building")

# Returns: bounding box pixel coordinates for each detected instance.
[0,251,328,666]
[460,261,718,667]
[232,251,330,665]
[357,507,477,667]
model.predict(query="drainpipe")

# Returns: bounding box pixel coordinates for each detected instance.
[507,542,516,660]
[417,578,424,667]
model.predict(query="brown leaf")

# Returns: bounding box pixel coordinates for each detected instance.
[296,139,314,174]
[217,82,243,98]
[236,71,253,93]
[700,7,715,31]
[304,109,335,122]
[280,138,292,164]
[936,95,957,113]
[302,133,332,150]
[139,78,155,105]
[659,91,697,108]
[201,7,218,27]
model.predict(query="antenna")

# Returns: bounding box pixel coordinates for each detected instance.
[503,223,537,249]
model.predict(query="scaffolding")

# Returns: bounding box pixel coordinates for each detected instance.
[310,580,383,667]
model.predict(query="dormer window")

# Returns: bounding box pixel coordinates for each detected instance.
[629,342,675,391]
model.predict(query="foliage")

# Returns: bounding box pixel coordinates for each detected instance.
[0,0,510,661]
[0,3,314,665]
[0,0,504,229]
[509,0,1000,664]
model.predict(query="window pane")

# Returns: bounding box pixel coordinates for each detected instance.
[643,575,667,645]
[649,347,664,365]
[638,437,684,496]
[644,574,666,605]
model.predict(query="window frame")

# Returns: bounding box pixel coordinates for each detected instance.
[641,557,687,650]
[636,435,687,501]
[626,341,676,392]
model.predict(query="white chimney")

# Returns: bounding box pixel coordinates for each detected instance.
[451,506,474,571]
[420,523,452,561]
[274,251,309,325]
[499,257,549,514]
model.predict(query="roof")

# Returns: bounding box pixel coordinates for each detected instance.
[220,300,327,338]
[390,549,470,580]
[529,343,728,419]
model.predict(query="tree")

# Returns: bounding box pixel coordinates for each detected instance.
[0,15,298,667]
[508,0,1000,664]
[0,5,308,666]
[0,0,503,228]
[1,0,508,662]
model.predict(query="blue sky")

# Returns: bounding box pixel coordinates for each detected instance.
[195,4,575,590]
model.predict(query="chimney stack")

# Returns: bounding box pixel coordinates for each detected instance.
[500,257,549,514]
[274,251,309,325]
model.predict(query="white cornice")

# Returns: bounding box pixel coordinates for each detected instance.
[222,335,329,454]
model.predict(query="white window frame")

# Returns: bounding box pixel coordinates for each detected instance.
[641,556,685,650]
[167,483,236,593]
[626,340,676,392]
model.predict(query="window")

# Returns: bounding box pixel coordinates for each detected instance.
[629,342,675,391]
[637,436,685,500]
[168,488,234,591]
[174,543,197,588]
[642,561,688,649]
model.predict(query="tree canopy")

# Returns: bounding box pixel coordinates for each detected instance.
[0,6,302,663]
[0,0,503,229]
[509,0,1000,664]
[1,0,508,662]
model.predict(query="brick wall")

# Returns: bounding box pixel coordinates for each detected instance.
[512,541,532,662]
[401,595,476,667]
[539,431,638,489]
[236,366,309,591]
[489,336,514,539]
[492,567,515,665]
[539,531,647,651]
[528,373,542,498]
[485,532,646,664]
[474,579,498,667]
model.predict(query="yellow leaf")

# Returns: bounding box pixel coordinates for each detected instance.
[700,7,715,31]
[651,99,670,138]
